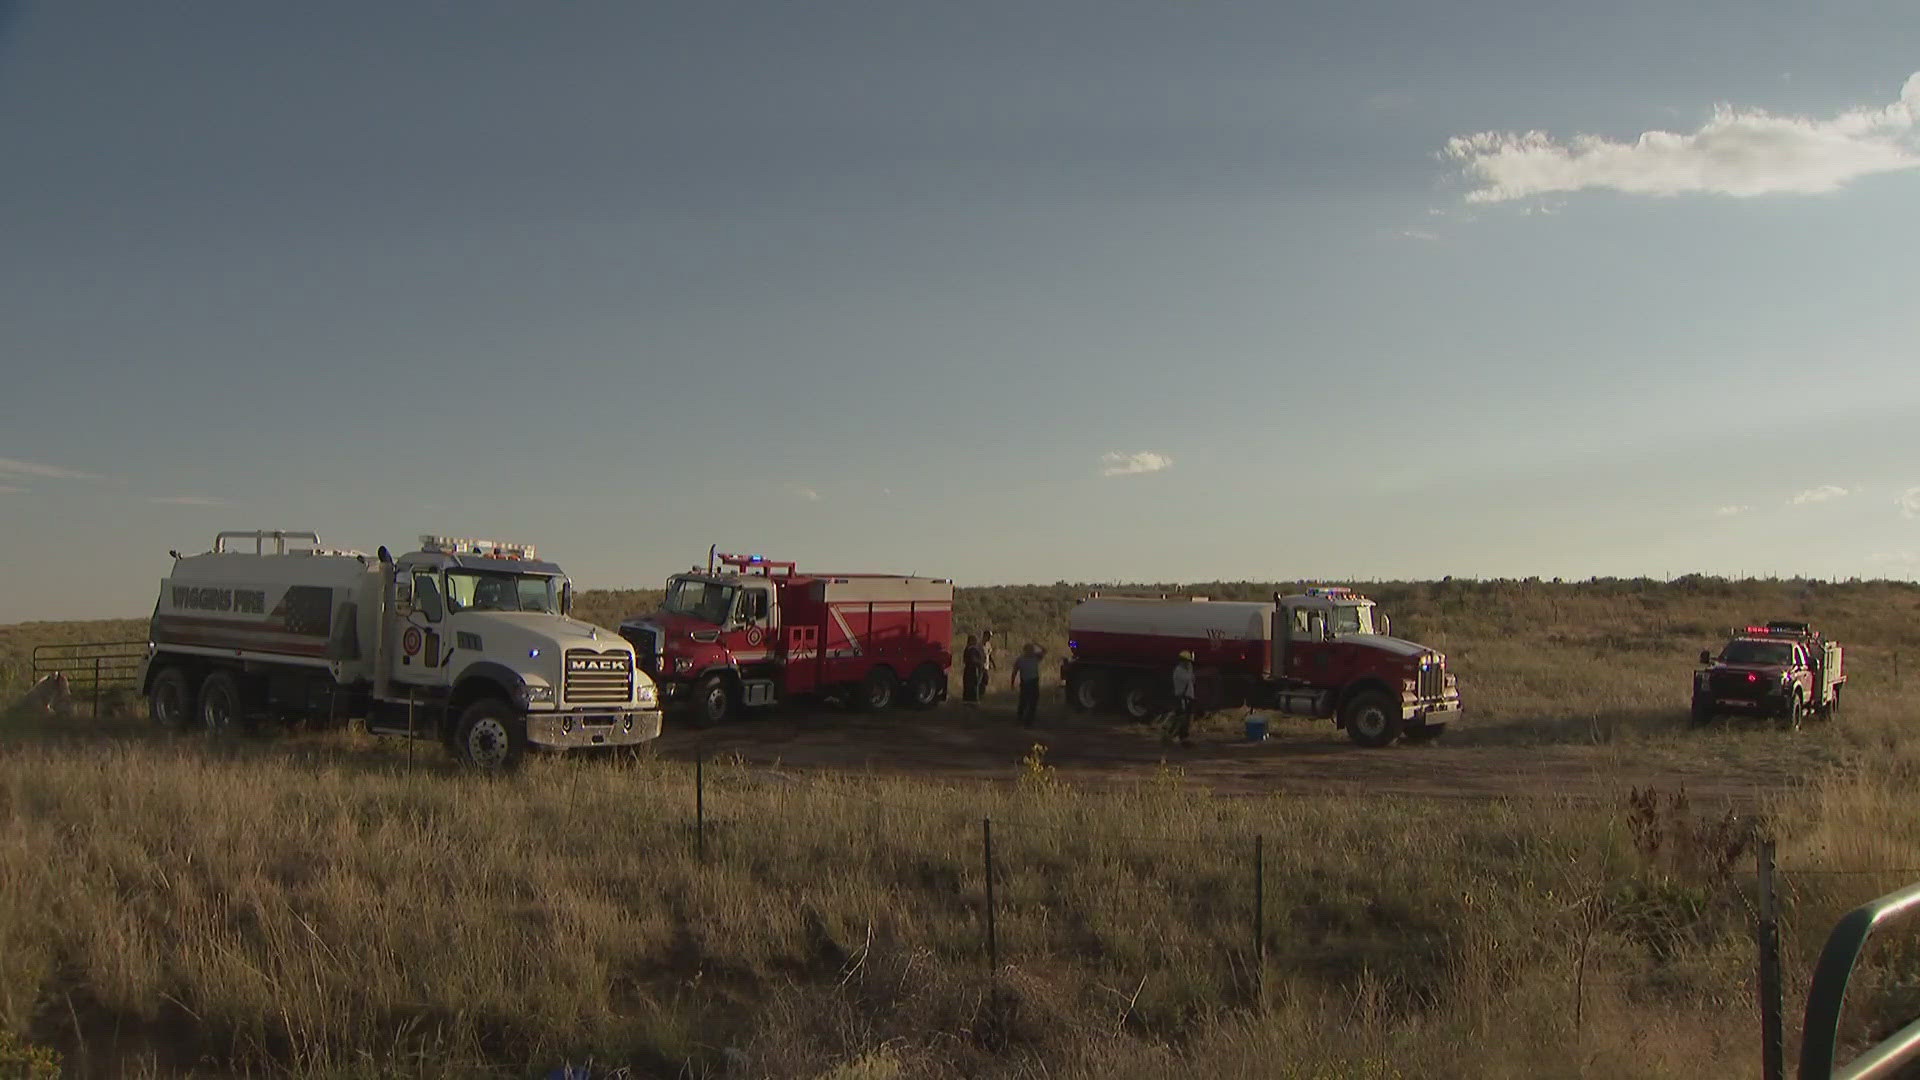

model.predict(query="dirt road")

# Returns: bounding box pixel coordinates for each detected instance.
[648,702,1818,807]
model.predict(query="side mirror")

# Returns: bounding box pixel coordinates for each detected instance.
[1699,649,1713,666]
[560,581,574,616]
[394,575,414,615]
[1377,614,1391,638]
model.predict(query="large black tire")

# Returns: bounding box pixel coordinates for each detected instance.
[453,697,527,772]
[697,674,734,725]
[1780,690,1803,732]
[149,666,195,730]
[1343,690,1403,748]
[1818,685,1841,721]
[855,667,898,712]
[1067,667,1109,714]
[197,670,250,737]
[902,664,944,709]
[1120,674,1159,722]
[1689,697,1713,727]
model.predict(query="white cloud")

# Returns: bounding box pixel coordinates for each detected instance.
[1399,229,1439,241]
[785,483,822,502]
[1870,551,1919,566]
[1790,485,1852,505]
[0,457,104,481]
[1101,451,1174,477]
[1444,71,1920,203]
[148,495,232,507]
[1713,504,1752,517]
[1899,486,1920,519]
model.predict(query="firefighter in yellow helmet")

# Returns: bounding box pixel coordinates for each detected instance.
[1164,649,1197,747]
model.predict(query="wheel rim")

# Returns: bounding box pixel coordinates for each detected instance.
[1354,706,1389,739]
[869,681,891,709]
[1124,689,1149,719]
[1074,681,1099,710]
[154,681,185,726]
[704,686,728,722]
[465,716,510,768]
[913,677,936,705]
[203,686,233,734]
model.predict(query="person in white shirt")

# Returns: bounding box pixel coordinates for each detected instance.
[1165,650,1196,746]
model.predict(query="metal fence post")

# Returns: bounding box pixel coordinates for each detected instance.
[696,751,706,863]
[92,655,102,718]
[1255,833,1266,1005]
[1757,838,1784,1080]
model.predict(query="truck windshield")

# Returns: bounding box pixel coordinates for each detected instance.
[445,571,558,614]
[1721,640,1795,665]
[664,579,737,625]
[1330,604,1375,636]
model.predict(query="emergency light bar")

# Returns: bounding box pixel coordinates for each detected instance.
[1736,624,1811,639]
[716,552,796,575]
[419,535,538,559]
[1304,587,1354,598]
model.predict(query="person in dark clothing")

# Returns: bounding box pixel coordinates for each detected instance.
[1012,643,1044,727]
[961,634,985,707]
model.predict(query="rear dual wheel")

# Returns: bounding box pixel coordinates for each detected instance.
[902,664,944,710]
[1120,674,1160,722]
[858,667,898,711]
[149,667,195,730]
[1067,668,1109,713]
[197,670,252,736]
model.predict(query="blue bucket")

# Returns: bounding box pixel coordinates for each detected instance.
[1245,715,1269,742]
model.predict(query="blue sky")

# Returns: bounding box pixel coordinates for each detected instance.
[2,2,1918,620]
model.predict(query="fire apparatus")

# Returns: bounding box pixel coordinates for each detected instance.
[1691,620,1844,728]
[618,550,953,723]
[1062,586,1461,746]
[139,531,661,770]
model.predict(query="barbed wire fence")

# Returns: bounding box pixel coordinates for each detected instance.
[7,696,1920,1074]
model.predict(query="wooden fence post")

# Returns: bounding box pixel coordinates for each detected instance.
[1757,838,1784,1080]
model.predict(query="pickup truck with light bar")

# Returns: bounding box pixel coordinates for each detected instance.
[619,548,952,723]
[139,530,662,770]
[1691,620,1844,729]
[1061,586,1461,746]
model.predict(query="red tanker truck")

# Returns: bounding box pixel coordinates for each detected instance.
[619,550,953,723]
[1062,586,1461,746]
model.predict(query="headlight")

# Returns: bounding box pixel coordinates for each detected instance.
[636,684,658,707]
[674,657,694,673]
[514,684,555,707]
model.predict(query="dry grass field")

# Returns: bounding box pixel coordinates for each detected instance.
[3,576,1920,1077]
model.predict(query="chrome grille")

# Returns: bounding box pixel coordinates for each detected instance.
[564,648,633,705]
[1418,663,1444,699]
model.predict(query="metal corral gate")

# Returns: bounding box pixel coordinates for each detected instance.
[1799,880,1920,1079]
[29,641,146,717]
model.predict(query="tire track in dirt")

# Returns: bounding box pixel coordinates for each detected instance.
[649,706,1801,808]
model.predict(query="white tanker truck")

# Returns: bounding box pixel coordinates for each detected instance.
[139,530,661,770]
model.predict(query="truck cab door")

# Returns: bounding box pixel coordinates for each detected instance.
[734,587,775,661]
[392,570,448,687]
[1282,603,1330,679]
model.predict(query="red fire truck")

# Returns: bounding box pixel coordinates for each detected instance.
[618,551,953,723]
[1691,620,1845,728]
[1062,586,1461,746]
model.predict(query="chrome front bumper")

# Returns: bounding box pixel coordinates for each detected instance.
[526,709,663,749]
